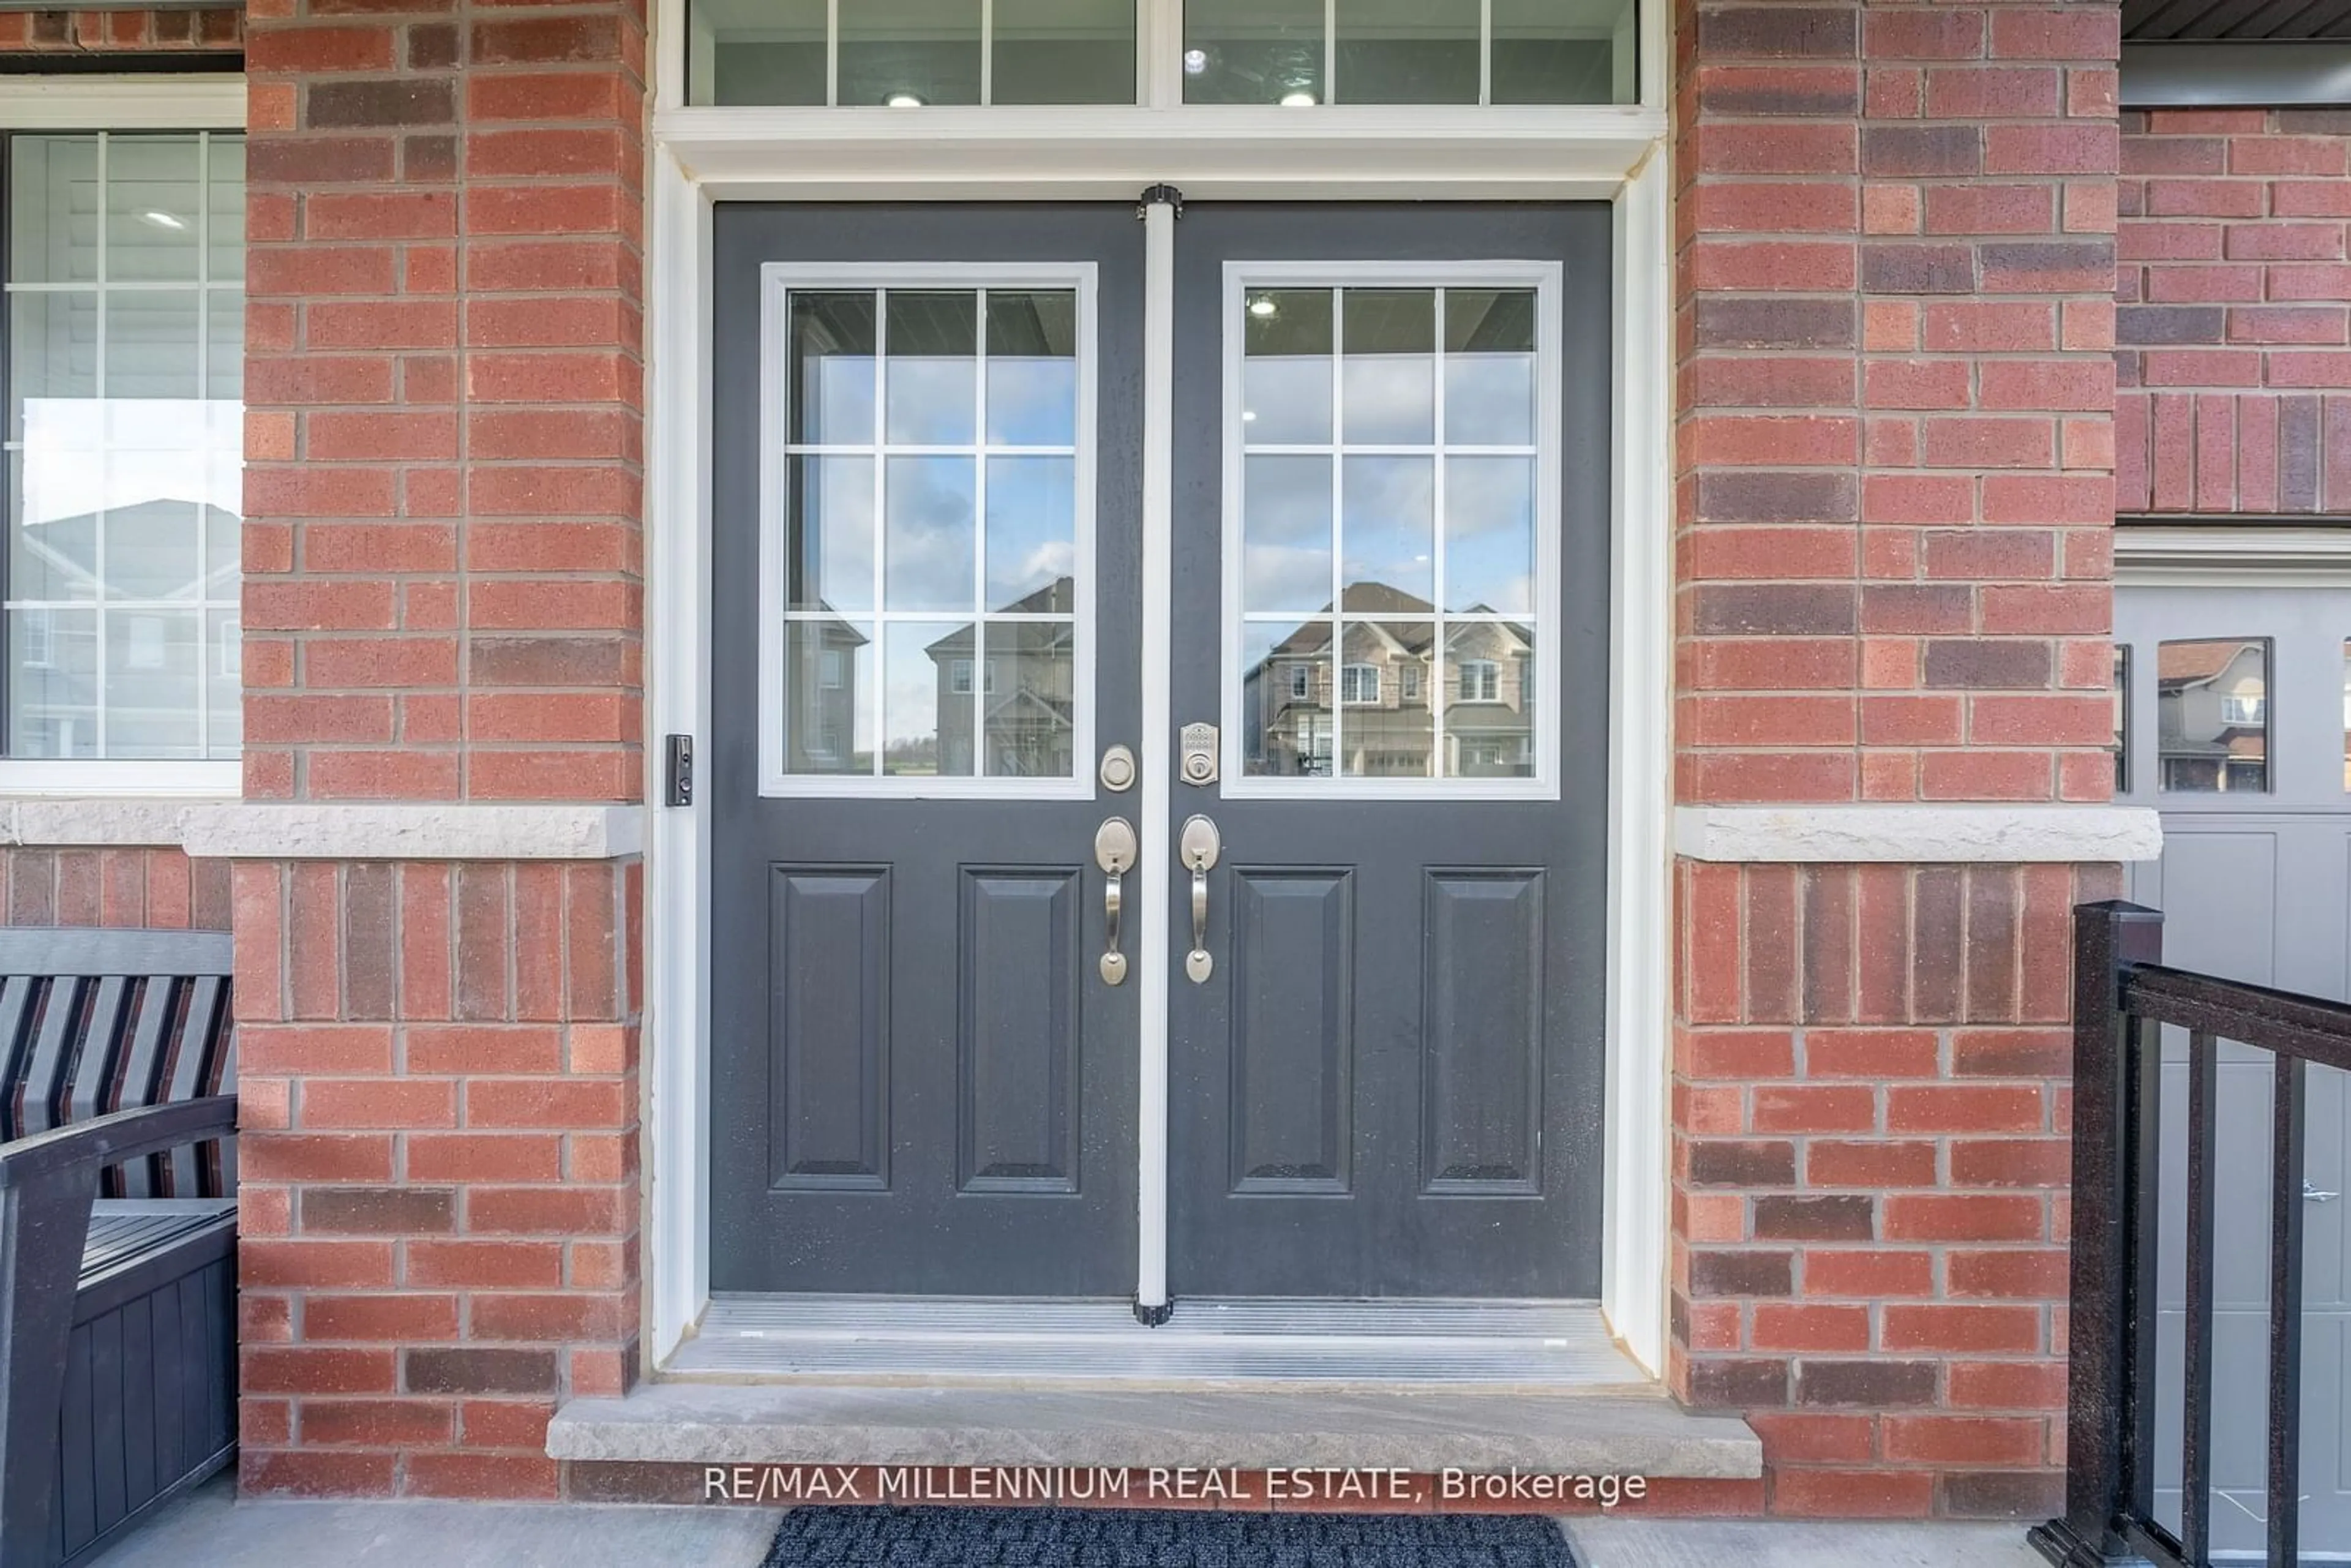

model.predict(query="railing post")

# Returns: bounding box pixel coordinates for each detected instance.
[2031,899,2164,1568]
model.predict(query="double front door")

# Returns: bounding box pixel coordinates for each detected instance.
[708,201,1609,1302]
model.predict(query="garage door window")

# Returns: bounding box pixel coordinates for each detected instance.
[2158,637,2268,795]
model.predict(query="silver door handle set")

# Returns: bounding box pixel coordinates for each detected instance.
[1092,811,1221,988]
[1092,733,1223,988]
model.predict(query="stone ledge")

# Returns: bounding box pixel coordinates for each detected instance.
[1673,805,2162,865]
[547,1383,1763,1479]
[178,803,645,861]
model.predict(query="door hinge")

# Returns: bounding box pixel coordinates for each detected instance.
[665,733,694,808]
[1133,1296,1174,1327]
[1138,182,1184,220]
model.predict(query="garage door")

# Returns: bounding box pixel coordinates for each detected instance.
[2118,580,2351,1560]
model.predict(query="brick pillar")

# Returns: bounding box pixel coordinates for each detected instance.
[236,0,646,1497]
[1672,0,2123,1517]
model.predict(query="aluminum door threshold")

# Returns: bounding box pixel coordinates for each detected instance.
[664,1294,1650,1389]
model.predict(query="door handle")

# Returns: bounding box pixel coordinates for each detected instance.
[2307,1179,2341,1204]
[1095,817,1136,985]
[1180,815,1220,984]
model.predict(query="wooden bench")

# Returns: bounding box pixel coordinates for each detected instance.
[0,929,236,1568]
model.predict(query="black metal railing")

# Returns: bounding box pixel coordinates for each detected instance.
[2033,900,2351,1568]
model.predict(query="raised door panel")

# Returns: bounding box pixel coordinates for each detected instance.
[768,867,891,1190]
[958,869,1084,1193]
[1420,869,1544,1195]
[1228,869,1354,1195]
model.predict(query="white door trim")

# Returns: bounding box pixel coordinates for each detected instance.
[641,1,1676,1379]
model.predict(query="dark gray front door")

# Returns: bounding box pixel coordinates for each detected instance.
[1166,204,1611,1297]
[709,205,1143,1296]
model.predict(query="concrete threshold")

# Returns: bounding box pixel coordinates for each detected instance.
[546,1381,1763,1477]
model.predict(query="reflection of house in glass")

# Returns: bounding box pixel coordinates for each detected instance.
[9,495,242,760]
[783,614,871,773]
[2157,638,2268,793]
[1241,582,1534,779]
[926,577,1077,779]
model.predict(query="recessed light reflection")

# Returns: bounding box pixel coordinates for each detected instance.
[140,210,187,231]
[1280,91,1317,108]
[885,92,925,108]
[1247,296,1279,318]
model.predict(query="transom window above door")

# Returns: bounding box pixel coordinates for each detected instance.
[759,264,1097,796]
[685,0,1639,107]
[1226,265,1562,795]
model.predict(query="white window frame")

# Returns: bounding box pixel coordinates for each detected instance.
[755,260,1099,800]
[1288,661,1310,699]
[1458,658,1499,702]
[1338,662,1379,705]
[0,77,246,799]
[1218,259,1563,801]
[645,0,1674,1378]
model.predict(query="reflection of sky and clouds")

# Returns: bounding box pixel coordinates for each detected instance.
[1242,286,1537,619]
[985,456,1074,610]
[883,618,973,773]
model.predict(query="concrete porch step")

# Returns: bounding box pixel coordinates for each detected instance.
[545,1381,1763,1477]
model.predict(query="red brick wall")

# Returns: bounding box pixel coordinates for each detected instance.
[233,0,648,1499]
[0,848,228,931]
[2116,108,2351,516]
[0,9,242,54]
[1673,0,2120,1517]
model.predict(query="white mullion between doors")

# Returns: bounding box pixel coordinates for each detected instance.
[1135,197,1176,1312]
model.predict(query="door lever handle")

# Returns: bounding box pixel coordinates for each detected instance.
[1180,815,1220,984]
[1095,818,1137,985]
[2307,1179,2341,1204]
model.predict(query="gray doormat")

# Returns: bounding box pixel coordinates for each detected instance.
[762,1507,1576,1567]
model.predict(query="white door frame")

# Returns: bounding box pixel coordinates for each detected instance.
[640,2,1676,1376]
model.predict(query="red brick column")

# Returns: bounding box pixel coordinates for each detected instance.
[234,0,646,1498]
[2116,108,2351,515]
[1672,0,2122,1517]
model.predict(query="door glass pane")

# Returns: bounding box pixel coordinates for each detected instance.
[1243,289,1333,445]
[1242,619,1332,778]
[1336,0,1479,104]
[1445,288,1537,445]
[791,293,878,446]
[786,456,877,612]
[1341,454,1434,602]
[985,291,1077,446]
[994,0,1136,105]
[885,619,979,776]
[984,456,1075,611]
[841,0,983,107]
[982,618,1075,776]
[884,454,977,611]
[1445,456,1534,614]
[778,283,1085,785]
[1185,0,1324,103]
[1227,278,1553,788]
[695,0,827,105]
[885,291,977,444]
[1342,290,1434,444]
[1337,618,1434,778]
[1443,622,1534,778]
[2158,638,2268,794]
[786,620,874,774]
[1242,454,1332,614]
